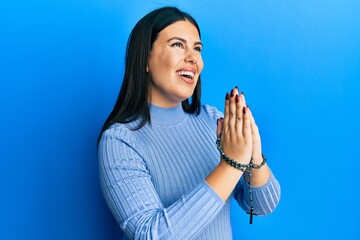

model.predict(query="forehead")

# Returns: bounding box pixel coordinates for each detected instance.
[157,20,200,41]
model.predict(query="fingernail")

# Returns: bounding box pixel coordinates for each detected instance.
[243,107,247,114]
[247,105,250,110]
[236,94,239,103]
[241,91,245,96]
[235,86,238,89]
[226,93,229,100]
[230,89,234,97]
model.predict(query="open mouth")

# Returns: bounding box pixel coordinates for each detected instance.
[176,71,195,80]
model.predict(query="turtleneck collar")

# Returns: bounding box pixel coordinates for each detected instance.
[149,103,187,126]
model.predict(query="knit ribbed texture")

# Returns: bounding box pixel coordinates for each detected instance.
[98,104,280,240]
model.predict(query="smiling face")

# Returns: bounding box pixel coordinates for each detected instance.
[147,20,204,107]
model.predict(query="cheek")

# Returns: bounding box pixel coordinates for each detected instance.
[151,53,177,74]
[149,64,176,88]
[198,58,204,73]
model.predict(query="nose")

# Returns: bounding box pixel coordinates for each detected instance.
[185,52,198,64]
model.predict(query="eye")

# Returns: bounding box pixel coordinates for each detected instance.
[171,42,184,48]
[194,46,202,53]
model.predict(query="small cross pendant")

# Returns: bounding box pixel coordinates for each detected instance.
[246,207,257,224]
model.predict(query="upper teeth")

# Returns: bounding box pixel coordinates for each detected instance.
[176,71,195,78]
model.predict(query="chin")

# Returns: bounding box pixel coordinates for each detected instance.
[179,93,194,102]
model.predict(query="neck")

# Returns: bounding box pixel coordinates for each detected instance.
[148,103,186,126]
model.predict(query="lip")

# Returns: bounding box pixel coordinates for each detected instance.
[176,67,196,75]
[178,75,195,84]
[176,67,197,84]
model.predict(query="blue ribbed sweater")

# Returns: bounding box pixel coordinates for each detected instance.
[98,104,280,240]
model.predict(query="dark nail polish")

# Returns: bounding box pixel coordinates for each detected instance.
[230,89,234,97]
[236,94,239,103]
[243,107,247,114]
[226,93,229,100]
[235,86,238,89]
[241,91,245,96]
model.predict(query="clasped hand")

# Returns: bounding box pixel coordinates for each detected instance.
[216,87,263,166]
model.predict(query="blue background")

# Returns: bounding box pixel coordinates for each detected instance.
[1,0,359,239]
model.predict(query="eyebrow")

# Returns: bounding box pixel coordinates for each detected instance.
[167,37,203,47]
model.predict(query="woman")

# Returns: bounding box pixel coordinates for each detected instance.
[98,6,280,240]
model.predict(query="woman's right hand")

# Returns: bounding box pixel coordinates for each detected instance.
[208,87,254,201]
[217,87,253,165]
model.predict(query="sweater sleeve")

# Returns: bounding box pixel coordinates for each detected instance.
[233,170,281,215]
[98,125,225,240]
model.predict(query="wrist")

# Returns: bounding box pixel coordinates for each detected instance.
[252,155,262,163]
[251,154,267,169]
[218,159,244,176]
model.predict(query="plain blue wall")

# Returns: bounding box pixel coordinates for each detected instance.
[1,0,359,239]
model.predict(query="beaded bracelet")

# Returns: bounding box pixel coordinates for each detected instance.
[216,133,266,171]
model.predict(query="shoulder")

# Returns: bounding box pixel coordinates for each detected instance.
[200,104,224,121]
[191,105,223,129]
[99,123,138,148]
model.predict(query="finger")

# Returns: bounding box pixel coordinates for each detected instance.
[216,118,224,136]
[223,92,230,134]
[228,88,238,136]
[242,106,252,142]
[249,109,256,133]
[248,108,262,161]
[240,92,246,108]
[235,94,243,133]
[248,108,260,142]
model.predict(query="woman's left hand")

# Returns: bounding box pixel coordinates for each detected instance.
[239,93,270,187]
[248,108,263,165]
[237,94,263,165]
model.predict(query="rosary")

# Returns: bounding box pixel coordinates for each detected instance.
[216,133,266,224]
